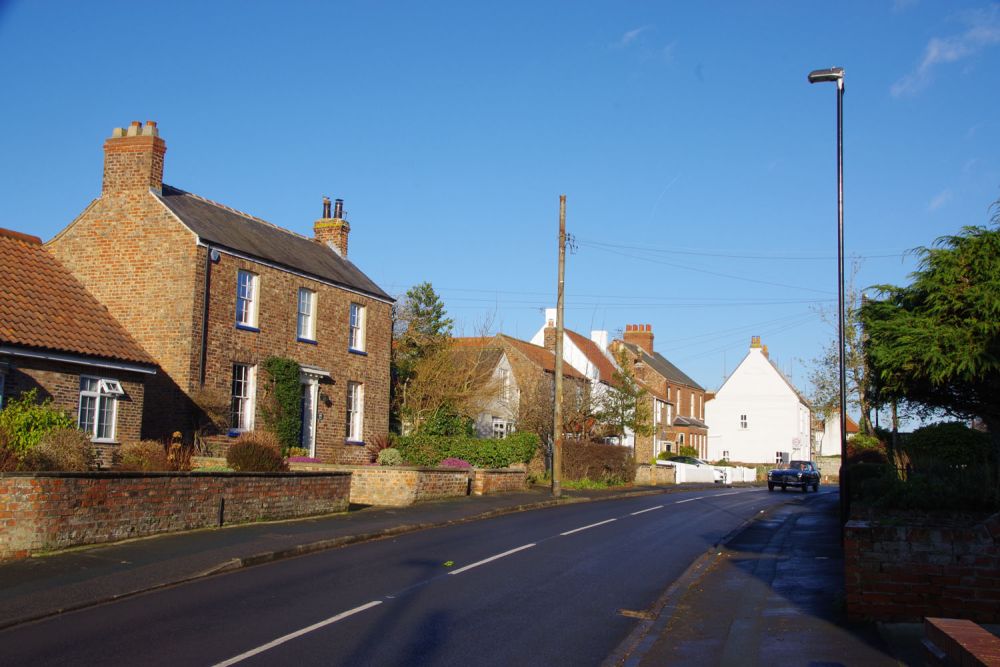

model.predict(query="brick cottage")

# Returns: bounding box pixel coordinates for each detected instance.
[0,228,156,463]
[47,121,392,463]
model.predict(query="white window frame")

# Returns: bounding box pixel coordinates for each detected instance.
[297,288,316,341]
[492,417,514,439]
[348,303,366,352]
[346,381,364,442]
[236,270,259,328]
[230,364,257,432]
[498,368,510,402]
[78,375,120,442]
[775,451,784,464]
[723,449,730,460]
[739,412,749,430]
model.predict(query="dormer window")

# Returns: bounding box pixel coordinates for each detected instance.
[236,270,259,329]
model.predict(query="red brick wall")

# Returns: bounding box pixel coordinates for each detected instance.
[1,357,145,446]
[844,513,1000,623]
[0,471,351,560]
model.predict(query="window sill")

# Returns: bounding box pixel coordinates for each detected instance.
[345,439,365,446]
[235,323,260,333]
[91,439,119,445]
[348,348,368,356]
[297,337,318,345]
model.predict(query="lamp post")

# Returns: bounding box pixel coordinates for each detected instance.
[808,66,848,525]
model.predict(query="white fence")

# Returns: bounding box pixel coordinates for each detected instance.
[655,461,758,484]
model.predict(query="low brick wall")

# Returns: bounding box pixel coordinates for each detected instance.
[634,464,677,486]
[844,512,1000,623]
[346,467,470,507]
[0,471,352,560]
[471,469,528,495]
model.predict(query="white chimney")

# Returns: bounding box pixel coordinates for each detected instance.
[590,330,609,353]
[544,307,557,327]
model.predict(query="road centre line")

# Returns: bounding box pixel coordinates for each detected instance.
[448,543,536,575]
[630,505,664,516]
[712,492,740,497]
[212,600,383,667]
[674,497,704,504]
[560,518,618,536]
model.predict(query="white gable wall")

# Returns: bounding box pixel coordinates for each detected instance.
[705,347,812,464]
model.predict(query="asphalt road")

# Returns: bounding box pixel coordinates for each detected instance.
[0,486,803,666]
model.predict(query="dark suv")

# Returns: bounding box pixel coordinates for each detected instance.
[767,460,820,492]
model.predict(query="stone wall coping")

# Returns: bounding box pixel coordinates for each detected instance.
[293,464,522,474]
[0,470,352,480]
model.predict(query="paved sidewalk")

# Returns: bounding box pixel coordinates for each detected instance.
[615,490,902,666]
[0,484,686,630]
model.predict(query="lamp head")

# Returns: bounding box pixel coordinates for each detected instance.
[808,67,845,84]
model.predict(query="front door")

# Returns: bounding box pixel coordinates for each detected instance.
[300,378,318,457]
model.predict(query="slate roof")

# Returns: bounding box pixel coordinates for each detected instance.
[156,185,392,302]
[564,329,617,384]
[0,228,155,366]
[621,342,704,390]
[674,415,708,429]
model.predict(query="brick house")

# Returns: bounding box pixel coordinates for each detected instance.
[0,227,156,461]
[450,335,588,439]
[612,324,708,462]
[47,121,392,463]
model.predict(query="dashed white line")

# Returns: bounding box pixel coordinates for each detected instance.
[674,497,704,504]
[712,492,740,497]
[630,505,664,516]
[560,518,617,536]
[212,600,383,666]
[448,543,536,575]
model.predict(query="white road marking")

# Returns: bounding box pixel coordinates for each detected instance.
[448,543,536,575]
[712,492,740,497]
[630,505,664,516]
[674,497,704,504]
[212,600,383,666]
[560,518,617,536]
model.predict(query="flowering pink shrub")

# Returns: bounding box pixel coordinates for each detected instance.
[439,457,473,469]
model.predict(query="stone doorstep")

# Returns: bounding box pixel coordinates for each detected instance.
[923,617,1000,666]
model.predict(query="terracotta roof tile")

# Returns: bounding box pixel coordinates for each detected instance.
[564,329,617,384]
[452,335,587,380]
[0,228,154,366]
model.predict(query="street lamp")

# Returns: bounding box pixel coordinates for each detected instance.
[808,66,848,525]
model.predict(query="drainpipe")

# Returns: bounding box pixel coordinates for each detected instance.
[199,246,215,386]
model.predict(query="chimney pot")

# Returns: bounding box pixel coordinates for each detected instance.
[322,196,331,219]
[103,119,167,195]
[333,198,344,219]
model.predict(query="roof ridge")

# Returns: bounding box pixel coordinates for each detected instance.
[163,184,314,243]
[0,227,42,245]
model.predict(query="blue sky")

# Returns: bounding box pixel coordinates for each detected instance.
[1,1,998,405]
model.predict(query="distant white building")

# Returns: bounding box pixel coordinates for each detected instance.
[705,336,812,464]
[816,412,860,457]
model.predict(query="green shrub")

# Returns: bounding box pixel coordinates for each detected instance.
[417,407,474,437]
[21,428,94,471]
[259,356,303,453]
[0,389,74,457]
[286,446,309,458]
[901,422,992,468]
[396,431,539,469]
[117,440,169,471]
[376,448,403,466]
[365,433,395,463]
[677,445,698,458]
[226,433,288,472]
[0,428,21,472]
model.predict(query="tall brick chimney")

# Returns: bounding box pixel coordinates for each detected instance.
[623,324,654,354]
[103,121,166,195]
[314,196,350,257]
[542,307,557,350]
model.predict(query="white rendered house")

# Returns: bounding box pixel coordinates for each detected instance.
[705,337,812,464]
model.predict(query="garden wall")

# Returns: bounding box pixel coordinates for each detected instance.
[471,469,528,495]
[634,464,676,486]
[347,467,470,507]
[844,512,1000,623]
[0,471,352,560]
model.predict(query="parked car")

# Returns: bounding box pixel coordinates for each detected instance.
[767,460,820,492]
[665,456,724,483]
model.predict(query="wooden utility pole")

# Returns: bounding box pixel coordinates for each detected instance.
[552,195,566,498]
